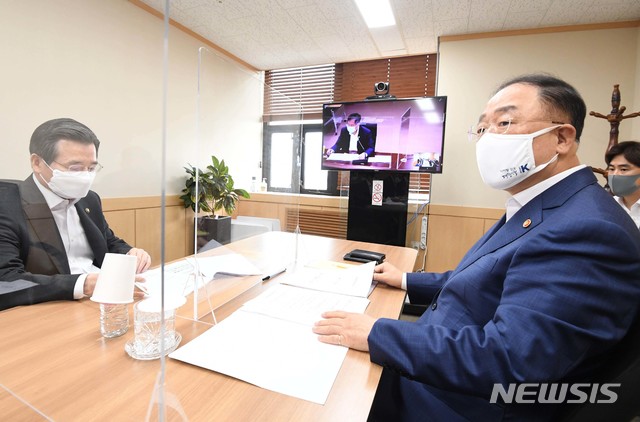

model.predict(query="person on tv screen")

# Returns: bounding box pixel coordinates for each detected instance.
[313,74,640,421]
[0,118,151,311]
[325,113,375,159]
[605,140,640,228]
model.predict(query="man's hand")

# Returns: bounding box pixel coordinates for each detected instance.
[127,248,151,273]
[325,148,334,157]
[313,311,377,352]
[84,273,99,297]
[373,262,403,289]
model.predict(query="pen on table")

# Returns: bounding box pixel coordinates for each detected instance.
[262,268,286,282]
[134,282,150,295]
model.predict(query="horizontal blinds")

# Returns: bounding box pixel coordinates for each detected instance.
[263,64,335,121]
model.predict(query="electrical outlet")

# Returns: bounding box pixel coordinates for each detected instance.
[420,216,428,249]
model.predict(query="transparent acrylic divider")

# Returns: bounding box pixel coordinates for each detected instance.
[148,43,308,420]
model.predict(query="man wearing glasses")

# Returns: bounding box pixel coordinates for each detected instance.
[314,74,640,420]
[0,118,151,310]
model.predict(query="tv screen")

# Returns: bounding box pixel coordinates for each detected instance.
[321,96,447,173]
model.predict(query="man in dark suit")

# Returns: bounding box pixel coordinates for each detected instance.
[314,74,640,420]
[326,113,375,159]
[0,118,151,311]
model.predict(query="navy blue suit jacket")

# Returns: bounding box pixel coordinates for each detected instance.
[0,177,131,310]
[330,125,375,157]
[368,167,640,421]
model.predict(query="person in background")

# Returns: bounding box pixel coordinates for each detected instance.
[325,113,375,159]
[313,74,640,421]
[605,140,640,228]
[0,118,150,311]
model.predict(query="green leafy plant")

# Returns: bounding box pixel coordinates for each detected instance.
[180,156,250,216]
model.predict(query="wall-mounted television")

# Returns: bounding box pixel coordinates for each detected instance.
[321,96,447,173]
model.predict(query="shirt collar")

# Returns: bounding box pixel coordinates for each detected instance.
[614,195,640,211]
[505,165,586,221]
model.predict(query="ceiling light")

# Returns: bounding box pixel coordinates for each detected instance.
[354,0,396,28]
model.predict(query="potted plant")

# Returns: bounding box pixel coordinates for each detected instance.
[180,156,250,246]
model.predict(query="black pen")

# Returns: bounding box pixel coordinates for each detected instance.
[262,268,286,281]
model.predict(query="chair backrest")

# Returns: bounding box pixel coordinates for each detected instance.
[360,123,377,154]
[560,315,640,421]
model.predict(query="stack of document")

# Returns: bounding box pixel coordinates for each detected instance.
[169,261,376,404]
[141,254,262,298]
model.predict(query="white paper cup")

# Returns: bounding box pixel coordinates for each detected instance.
[91,253,137,304]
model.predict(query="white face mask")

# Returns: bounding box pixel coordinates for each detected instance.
[475,125,560,190]
[346,125,357,135]
[46,168,96,199]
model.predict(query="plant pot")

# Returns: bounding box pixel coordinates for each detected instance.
[196,215,231,249]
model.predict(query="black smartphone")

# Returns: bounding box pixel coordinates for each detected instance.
[343,249,385,264]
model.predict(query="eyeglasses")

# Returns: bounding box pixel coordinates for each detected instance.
[467,119,565,142]
[50,160,103,173]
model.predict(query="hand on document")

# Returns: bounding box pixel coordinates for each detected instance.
[312,310,376,352]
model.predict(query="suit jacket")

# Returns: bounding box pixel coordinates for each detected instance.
[368,167,640,421]
[330,125,375,156]
[0,177,131,310]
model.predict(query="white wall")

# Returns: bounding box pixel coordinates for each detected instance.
[436,26,640,208]
[0,0,263,197]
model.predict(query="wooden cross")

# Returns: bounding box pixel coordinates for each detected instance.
[589,84,640,178]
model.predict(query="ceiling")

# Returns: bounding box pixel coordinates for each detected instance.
[138,0,640,71]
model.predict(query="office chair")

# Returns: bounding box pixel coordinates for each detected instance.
[560,314,640,421]
[360,123,377,156]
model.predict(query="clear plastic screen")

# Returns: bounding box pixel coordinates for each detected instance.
[0,1,298,420]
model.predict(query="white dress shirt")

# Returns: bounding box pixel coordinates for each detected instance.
[614,196,640,228]
[348,129,359,153]
[33,175,100,298]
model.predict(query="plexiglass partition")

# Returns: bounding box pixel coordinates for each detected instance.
[151,35,316,418]
[0,2,426,419]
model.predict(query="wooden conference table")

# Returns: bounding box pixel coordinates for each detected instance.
[0,231,417,421]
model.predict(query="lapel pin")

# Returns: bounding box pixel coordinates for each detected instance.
[85,208,90,214]
[522,218,532,228]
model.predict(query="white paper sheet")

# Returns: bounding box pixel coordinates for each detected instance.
[141,254,262,299]
[186,255,262,280]
[141,259,196,298]
[325,152,360,162]
[368,155,392,164]
[169,310,348,404]
[281,261,376,297]
[240,284,369,326]
[169,260,375,403]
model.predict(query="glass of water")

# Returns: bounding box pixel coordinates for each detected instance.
[125,298,182,360]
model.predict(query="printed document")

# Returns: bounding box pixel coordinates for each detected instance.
[170,261,376,404]
[142,254,262,298]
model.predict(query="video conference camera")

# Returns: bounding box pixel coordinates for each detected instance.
[366,81,396,101]
[374,81,390,95]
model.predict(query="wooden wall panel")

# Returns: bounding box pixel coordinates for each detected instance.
[101,193,502,273]
[425,215,486,273]
[135,206,187,266]
[103,210,136,246]
[236,201,279,219]
[484,218,501,233]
